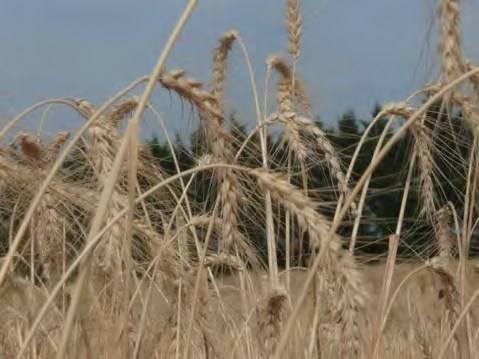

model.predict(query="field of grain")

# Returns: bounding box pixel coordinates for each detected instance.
[1,0,479,358]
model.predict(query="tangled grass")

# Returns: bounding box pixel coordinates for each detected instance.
[1,0,479,358]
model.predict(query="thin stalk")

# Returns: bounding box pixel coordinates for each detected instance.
[236,34,279,285]
[371,154,414,357]
[349,116,395,253]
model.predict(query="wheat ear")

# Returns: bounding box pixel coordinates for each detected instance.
[267,55,311,115]
[276,113,353,209]
[287,0,302,60]
[160,69,245,256]
[107,97,139,126]
[382,103,436,215]
[253,169,368,357]
[436,206,455,259]
[412,120,436,215]
[438,0,464,83]
[212,29,238,114]
[16,133,44,163]
[15,134,67,283]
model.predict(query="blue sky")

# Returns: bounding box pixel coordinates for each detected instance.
[1,0,478,137]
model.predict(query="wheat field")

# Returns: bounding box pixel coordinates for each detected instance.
[1,0,479,358]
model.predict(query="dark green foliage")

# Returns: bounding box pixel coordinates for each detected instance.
[143,102,473,261]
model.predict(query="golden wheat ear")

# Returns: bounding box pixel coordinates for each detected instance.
[267,55,311,115]
[381,103,436,216]
[212,29,238,115]
[287,0,302,60]
[438,0,464,84]
[106,97,139,126]
[16,133,44,163]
